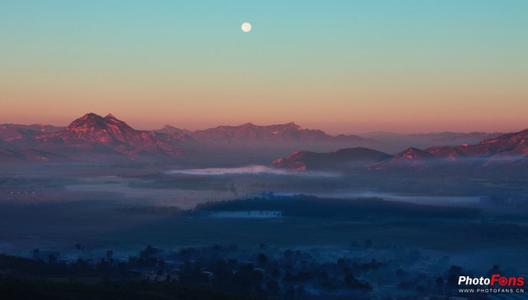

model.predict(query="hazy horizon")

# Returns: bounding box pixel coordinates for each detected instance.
[1,111,522,136]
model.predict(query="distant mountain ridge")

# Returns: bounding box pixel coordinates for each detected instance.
[0,113,526,167]
[189,122,370,148]
[361,131,503,153]
[419,129,528,159]
[274,128,528,171]
[0,114,379,162]
[0,124,63,144]
[0,113,182,161]
[272,148,391,171]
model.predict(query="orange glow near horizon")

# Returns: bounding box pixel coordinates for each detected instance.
[1,67,527,134]
[1,79,526,134]
[1,1,527,134]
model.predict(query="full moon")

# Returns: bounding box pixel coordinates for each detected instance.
[241,22,252,33]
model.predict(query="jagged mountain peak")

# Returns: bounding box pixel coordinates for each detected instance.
[67,113,135,137]
[40,113,182,158]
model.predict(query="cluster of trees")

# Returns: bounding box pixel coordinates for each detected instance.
[0,245,506,299]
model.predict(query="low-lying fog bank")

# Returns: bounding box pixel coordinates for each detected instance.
[1,164,527,287]
[271,192,482,207]
[165,165,340,177]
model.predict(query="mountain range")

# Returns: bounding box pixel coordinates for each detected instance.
[0,113,376,162]
[361,131,503,152]
[0,113,182,162]
[272,148,391,171]
[273,129,528,171]
[1,113,526,170]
